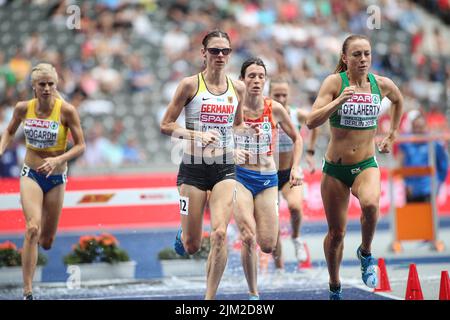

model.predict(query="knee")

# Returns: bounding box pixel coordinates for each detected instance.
[360,200,379,216]
[288,204,302,218]
[39,236,54,250]
[258,235,277,254]
[210,229,227,248]
[184,238,201,255]
[328,229,346,244]
[259,242,275,254]
[241,232,256,249]
[25,225,40,242]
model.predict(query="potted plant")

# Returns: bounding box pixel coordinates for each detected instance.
[0,241,47,284]
[63,233,136,281]
[158,231,211,277]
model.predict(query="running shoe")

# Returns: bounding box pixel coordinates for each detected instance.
[174,228,186,256]
[329,287,342,300]
[249,294,260,300]
[23,293,33,300]
[356,245,378,288]
[292,238,308,262]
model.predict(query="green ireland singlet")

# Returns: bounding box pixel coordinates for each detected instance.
[329,72,382,130]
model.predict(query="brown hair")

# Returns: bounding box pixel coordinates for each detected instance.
[240,57,266,79]
[269,75,289,94]
[202,29,231,48]
[334,34,370,73]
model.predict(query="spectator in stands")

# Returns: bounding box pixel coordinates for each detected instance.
[125,54,154,93]
[8,48,32,84]
[398,111,448,202]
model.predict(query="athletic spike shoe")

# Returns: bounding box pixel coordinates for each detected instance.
[248,294,260,300]
[292,238,308,263]
[174,228,186,256]
[23,292,33,300]
[356,246,378,288]
[329,287,342,300]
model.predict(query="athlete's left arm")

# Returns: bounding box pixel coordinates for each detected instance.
[37,103,86,177]
[377,76,404,153]
[232,79,245,130]
[273,101,303,186]
[60,103,86,163]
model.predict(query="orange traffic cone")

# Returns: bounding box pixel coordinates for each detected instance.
[405,264,424,300]
[298,242,312,269]
[374,258,391,292]
[439,271,450,300]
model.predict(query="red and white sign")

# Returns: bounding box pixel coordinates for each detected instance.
[1,170,449,233]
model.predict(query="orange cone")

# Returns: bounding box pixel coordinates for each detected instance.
[439,271,450,300]
[298,242,312,269]
[405,264,424,300]
[374,258,391,292]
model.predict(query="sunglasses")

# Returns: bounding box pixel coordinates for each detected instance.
[206,48,232,56]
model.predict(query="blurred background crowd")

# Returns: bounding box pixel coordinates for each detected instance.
[0,0,449,176]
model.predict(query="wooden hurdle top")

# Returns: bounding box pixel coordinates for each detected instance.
[376,133,450,144]
[390,166,435,177]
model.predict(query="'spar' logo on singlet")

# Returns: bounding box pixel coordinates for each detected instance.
[24,119,60,149]
[200,102,236,148]
[338,93,381,128]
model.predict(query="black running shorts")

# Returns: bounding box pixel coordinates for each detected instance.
[177,153,236,191]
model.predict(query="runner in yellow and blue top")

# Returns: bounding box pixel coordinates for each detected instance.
[160,30,246,300]
[306,35,404,300]
[234,58,303,300]
[269,76,318,271]
[0,63,85,300]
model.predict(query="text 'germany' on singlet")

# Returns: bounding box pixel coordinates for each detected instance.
[184,73,239,149]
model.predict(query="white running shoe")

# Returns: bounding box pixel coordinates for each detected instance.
[292,238,308,263]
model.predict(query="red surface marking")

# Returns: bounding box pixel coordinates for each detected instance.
[0,173,178,193]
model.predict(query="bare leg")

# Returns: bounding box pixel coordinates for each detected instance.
[272,229,284,269]
[234,182,258,296]
[321,174,350,287]
[204,179,235,300]
[178,184,207,254]
[280,183,303,239]
[39,184,65,250]
[351,168,381,254]
[20,177,44,295]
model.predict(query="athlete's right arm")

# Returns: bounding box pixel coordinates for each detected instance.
[0,102,27,157]
[160,76,201,141]
[306,74,355,129]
